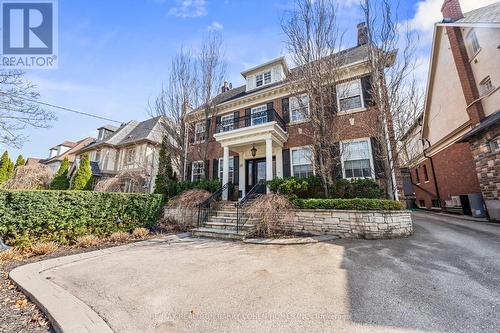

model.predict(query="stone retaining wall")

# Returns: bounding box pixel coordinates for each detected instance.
[163,207,198,228]
[286,209,413,239]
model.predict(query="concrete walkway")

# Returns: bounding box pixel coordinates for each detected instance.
[11,213,500,333]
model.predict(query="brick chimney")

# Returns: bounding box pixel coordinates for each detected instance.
[357,22,368,46]
[441,0,464,22]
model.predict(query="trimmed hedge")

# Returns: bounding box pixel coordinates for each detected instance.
[0,190,164,247]
[167,179,221,197]
[292,198,405,211]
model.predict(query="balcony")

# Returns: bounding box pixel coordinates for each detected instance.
[213,109,288,149]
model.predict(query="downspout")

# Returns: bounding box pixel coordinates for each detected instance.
[422,139,441,205]
[183,126,189,181]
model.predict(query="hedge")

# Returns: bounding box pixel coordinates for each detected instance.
[0,190,164,247]
[291,198,405,211]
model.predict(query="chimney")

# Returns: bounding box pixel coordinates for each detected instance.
[357,22,368,46]
[441,0,464,22]
[221,81,231,93]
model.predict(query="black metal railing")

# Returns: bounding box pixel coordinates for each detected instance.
[235,180,266,233]
[197,182,233,228]
[215,109,286,134]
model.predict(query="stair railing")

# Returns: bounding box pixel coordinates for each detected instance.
[235,180,266,233]
[197,182,233,228]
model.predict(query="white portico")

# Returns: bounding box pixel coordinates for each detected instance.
[214,120,288,200]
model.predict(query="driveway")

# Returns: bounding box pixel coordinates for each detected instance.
[41,212,500,333]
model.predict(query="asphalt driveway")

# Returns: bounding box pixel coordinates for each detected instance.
[42,211,500,333]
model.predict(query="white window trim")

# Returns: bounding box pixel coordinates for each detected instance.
[194,121,206,144]
[340,137,375,180]
[255,70,272,88]
[251,104,268,126]
[479,76,494,96]
[289,146,315,178]
[466,29,481,60]
[290,94,310,123]
[336,79,365,113]
[191,160,205,181]
[220,114,234,132]
[125,147,136,165]
[218,156,234,181]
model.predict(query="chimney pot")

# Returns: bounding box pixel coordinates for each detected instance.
[221,81,231,93]
[357,22,368,46]
[441,0,464,22]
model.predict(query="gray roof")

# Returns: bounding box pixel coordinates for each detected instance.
[194,44,371,109]
[458,110,500,142]
[457,2,500,23]
[98,124,119,132]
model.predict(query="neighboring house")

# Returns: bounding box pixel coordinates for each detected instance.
[410,0,500,219]
[25,157,42,166]
[41,138,95,174]
[185,23,403,201]
[72,116,168,193]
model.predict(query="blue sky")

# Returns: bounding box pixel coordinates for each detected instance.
[4,0,496,160]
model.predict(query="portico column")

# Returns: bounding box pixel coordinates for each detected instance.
[239,152,245,199]
[275,146,283,178]
[222,146,229,200]
[266,138,273,194]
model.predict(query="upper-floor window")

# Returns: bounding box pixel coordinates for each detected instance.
[256,71,272,88]
[220,114,234,132]
[415,167,420,184]
[337,80,364,112]
[192,161,205,181]
[479,76,494,96]
[194,122,206,143]
[251,105,268,126]
[94,150,101,163]
[291,147,314,178]
[423,164,429,182]
[290,95,310,122]
[466,30,480,58]
[219,156,234,182]
[126,148,136,165]
[341,139,373,179]
[490,136,500,152]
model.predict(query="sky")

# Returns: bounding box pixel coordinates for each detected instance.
[3,0,498,160]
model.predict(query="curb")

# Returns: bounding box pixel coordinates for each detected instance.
[243,235,338,245]
[9,233,190,333]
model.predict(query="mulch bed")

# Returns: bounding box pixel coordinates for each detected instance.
[0,233,175,333]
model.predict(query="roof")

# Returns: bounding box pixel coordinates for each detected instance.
[50,140,77,150]
[43,137,95,164]
[25,157,41,166]
[97,124,119,132]
[76,116,165,153]
[456,2,500,24]
[240,57,289,77]
[458,110,500,142]
[191,44,372,112]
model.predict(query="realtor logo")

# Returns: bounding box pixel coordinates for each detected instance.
[1,0,58,68]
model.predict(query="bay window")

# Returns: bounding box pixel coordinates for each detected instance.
[342,139,373,178]
[337,80,364,112]
[291,147,314,178]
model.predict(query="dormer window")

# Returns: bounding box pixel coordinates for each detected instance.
[256,71,272,87]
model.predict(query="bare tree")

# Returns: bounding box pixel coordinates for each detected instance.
[0,69,55,148]
[360,0,423,199]
[282,0,347,196]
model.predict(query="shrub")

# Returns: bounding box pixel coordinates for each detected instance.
[131,227,149,239]
[50,157,70,190]
[75,235,100,248]
[267,176,325,199]
[246,194,294,237]
[29,241,58,255]
[0,248,22,262]
[109,231,130,243]
[332,179,384,199]
[169,189,211,208]
[166,179,221,197]
[2,164,53,190]
[0,190,163,248]
[71,153,92,190]
[292,198,405,211]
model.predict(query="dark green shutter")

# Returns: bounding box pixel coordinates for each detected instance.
[282,149,290,177]
[204,160,210,180]
[361,75,375,107]
[233,156,239,185]
[215,116,221,133]
[371,137,385,179]
[186,163,192,181]
[331,142,342,179]
[212,159,219,179]
[282,98,290,123]
[233,111,239,129]
[244,108,251,127]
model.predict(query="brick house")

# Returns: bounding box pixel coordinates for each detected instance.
[185,23,402,201]
[409,0,500,219]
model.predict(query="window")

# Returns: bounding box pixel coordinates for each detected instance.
[192,161,205,181]
[255,71,272,87]
[125,148,136,165]
[291,147,314,178]
[220,114,234,132]
[342,139,372,178]
[415,167,420,184]
[94,150,101,163]
[419,200,425,207]
[219,156,234,182]
[490,136,500,152]
[337,80,363,112]
[432,199,441,208]
[479,76,494,96]
[251,105,268,126]
[423,164,429,182]
[466,30,480,57]
[194,122,206,143]
[290,95,310,122]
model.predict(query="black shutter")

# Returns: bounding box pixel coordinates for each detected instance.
[331,85,338,114]
[212,158,219,179]
[204,160,210,180]
[215,116,221,133]
[282,98,290,124]
[282,149,290,177]
[361,75,375,107]
[371,137,385,179]
[233,111,239,129]
[233,156,239,185]
[244,108,251,127]
[188,123,195,144]
[206,119,211,140]
[266,102,274,110]
[331,142,342,179]
[186,162,192,181]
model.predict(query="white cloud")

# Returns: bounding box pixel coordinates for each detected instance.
[207,21,223,31]
[409,0,498,33]
[168,0,207,18]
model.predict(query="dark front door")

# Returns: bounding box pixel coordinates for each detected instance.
[246,158,267,194]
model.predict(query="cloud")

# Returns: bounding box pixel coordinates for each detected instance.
[168,0,207,18]
[207,21,223,31]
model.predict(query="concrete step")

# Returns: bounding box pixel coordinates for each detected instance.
[204,221,255,231]
[191,228,248,241]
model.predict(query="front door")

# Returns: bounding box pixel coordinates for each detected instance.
[246,158,267,194]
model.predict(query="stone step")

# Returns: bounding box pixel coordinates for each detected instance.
[191,228,248,241]
[204,221,255,231]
